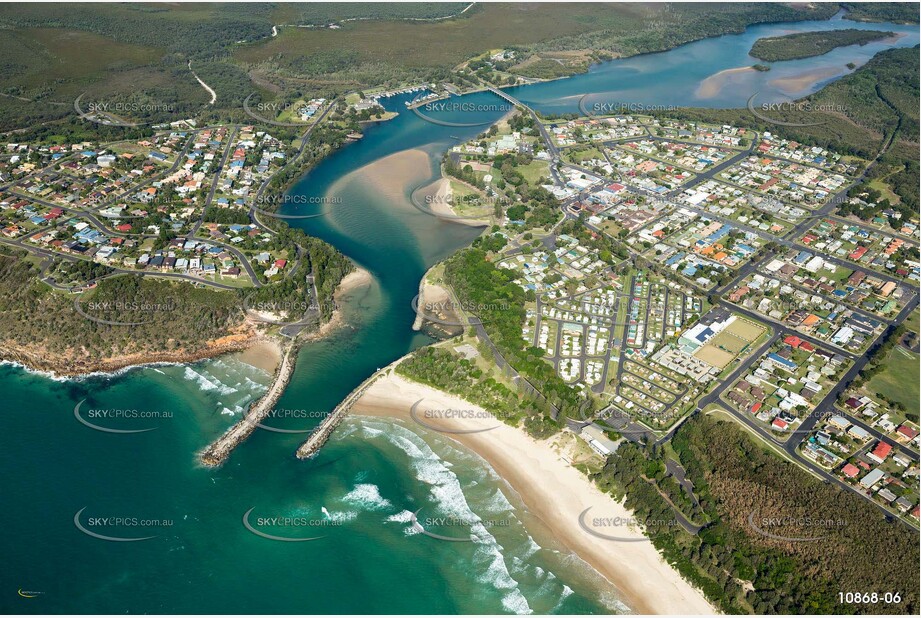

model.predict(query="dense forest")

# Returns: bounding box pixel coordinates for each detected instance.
[593,414,920,614]
[842,2,920,25]
[749,29,893,62]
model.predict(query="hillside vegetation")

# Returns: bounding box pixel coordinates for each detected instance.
[593,414,920,614]
[749,29,893,62]
[0,2,841,132]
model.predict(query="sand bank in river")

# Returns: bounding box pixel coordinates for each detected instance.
[695,65,757,99]
[769,66,845,94]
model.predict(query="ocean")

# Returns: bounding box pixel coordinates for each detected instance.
[1,11,916,613]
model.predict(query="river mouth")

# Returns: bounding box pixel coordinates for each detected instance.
[2,10,918,614]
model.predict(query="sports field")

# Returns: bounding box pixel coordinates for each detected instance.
[693,317,766,369]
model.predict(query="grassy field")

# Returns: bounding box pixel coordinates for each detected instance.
[865,344,920,419]
[517,159,551,185]
[563,146,605,165]
[868,175,903,204]
[905,308,920,335]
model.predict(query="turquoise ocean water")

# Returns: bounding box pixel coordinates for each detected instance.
[1,12,916,613]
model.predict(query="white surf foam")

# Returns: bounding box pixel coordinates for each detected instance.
[182,366,237,395]
[342,483,392,511]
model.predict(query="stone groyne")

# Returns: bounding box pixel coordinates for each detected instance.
[295,372,382,459]
[199,342,297,467]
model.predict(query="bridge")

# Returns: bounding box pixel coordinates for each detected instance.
[483,85,562,180]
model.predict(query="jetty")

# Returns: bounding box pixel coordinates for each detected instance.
[295,371,383,459]
[199,342,297,467]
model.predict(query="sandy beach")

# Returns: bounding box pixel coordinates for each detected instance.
[695,65,756,99]
[234,338,283,373]
[352,369,716,615]
[337,265,374,298]
[303,266,373,342]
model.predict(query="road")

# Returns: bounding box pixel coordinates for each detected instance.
[9,193,264,289]
[249,98,337,230]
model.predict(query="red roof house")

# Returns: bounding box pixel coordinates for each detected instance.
[841,463,860,478]
[868,441,893,463]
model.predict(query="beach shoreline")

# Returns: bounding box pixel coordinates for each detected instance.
[351,368,717,615]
